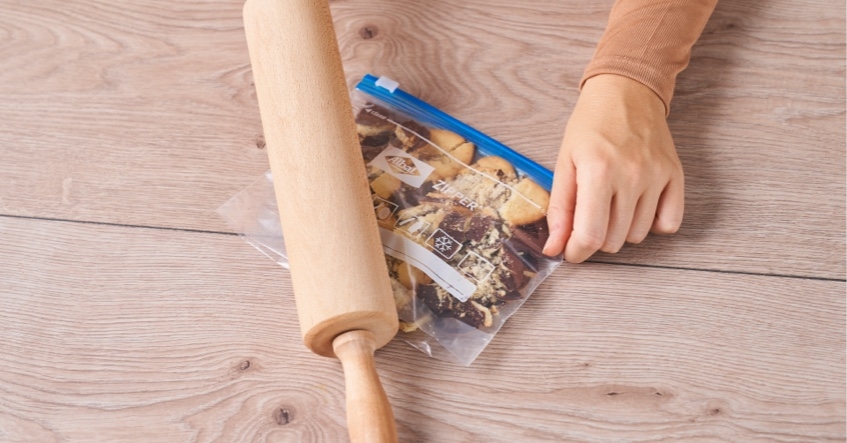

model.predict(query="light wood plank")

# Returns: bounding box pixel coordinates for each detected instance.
[0,0,843,278]
[1,217,843,442]
[331,0,847,279]
[0,0,268,232]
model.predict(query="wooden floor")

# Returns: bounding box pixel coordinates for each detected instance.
[1,1,844,441]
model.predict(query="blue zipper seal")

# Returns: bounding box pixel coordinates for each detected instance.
[355,74,554,191]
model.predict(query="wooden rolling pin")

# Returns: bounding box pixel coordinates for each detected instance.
[242,0,399,441]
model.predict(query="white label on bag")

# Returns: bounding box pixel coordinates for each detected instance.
[369,147,435,188]
[379,228,476,302]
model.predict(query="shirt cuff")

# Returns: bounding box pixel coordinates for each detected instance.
[580,56,675,116]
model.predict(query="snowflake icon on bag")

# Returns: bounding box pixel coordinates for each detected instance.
[434,237,452,251]
[427,229,461,259]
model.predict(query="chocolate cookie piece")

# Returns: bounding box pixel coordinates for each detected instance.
[502,236,541,274]
[393,120,430,151]
[438,211,469,244]
[356,104,396,126]
[510,218,550,256]
[496,246,532,299]
[357,105,396,163]
[394,180,435,208]
[466,215,493,243]
[360,136,390,163]
[417,284,487,329]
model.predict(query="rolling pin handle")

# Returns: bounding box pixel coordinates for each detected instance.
[332,330,398,443]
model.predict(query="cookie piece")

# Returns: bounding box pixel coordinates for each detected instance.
[415,129,475,181]
[393,201,448,242]
[389,275,413,312]
[499,178,549,226]
[433,160,513,210]
[369,170,401,199]
[473,156,517,182]
[396,260,432,289]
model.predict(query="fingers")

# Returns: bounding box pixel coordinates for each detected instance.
[545,73,684,263]
[652,172,684,234]
[626,189,661,244]
[564,169,612,263]
[543,160,577,257]
[601,192,638,253]
[554,166,682,263]
[549,169,681,263]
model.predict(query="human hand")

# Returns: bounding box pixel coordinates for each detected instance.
[542,74,684,263]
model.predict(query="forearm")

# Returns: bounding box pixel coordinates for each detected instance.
[581,0,718,114]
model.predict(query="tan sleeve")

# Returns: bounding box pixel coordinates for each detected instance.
[581,0,718,114]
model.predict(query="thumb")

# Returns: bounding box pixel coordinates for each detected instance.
[543,158,576,257]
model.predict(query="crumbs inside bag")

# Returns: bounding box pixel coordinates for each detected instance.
[353,100,560,365]
[218,76,562,365]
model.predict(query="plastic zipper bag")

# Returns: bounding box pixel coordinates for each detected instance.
[219,75,562,365]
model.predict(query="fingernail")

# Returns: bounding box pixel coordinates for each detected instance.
[543,227,562,256]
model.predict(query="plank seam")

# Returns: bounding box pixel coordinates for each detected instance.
[2,213,843,282]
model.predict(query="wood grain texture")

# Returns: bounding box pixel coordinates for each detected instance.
[0,1,844,441]
[0,0,843,278]
[0,0,266,232]
[0,217,843,442]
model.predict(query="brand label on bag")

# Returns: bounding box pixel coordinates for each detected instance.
[386,156,419,175]
[369,147,435,188]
